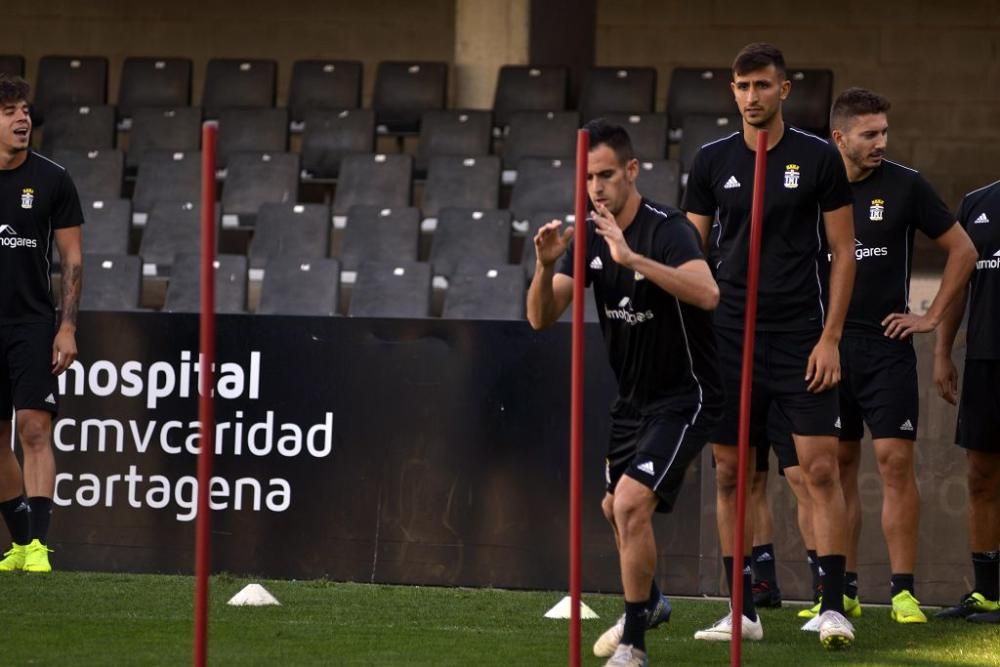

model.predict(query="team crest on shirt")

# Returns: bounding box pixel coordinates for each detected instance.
[20,188,34,209]
[783,164,800,189]
[869,198,885,222]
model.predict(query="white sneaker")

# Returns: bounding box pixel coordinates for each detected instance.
[604,643,648,667]
[594,614,626,657]
[800,614,822,632]
[693,611,763,641]
[817,610,854,650]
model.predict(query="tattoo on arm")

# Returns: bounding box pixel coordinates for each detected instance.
[60,261,82,327]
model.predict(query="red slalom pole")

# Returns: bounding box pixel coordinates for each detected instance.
[193,121,218,667]
[730,129,768,667]
[568,129,589,667]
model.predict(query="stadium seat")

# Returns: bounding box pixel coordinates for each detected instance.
[33,56,107,118]
[415,110,492,175]
[52,148,123,202]
[493,65,568,129]
[339,206,420,272]
[300,109,374,179]
[216,108,288,169]
[40,105,115,154]
[79,199,131,256]
[502,111,579,175]
[348,260,431,318]
[666,67,734,139]
[636,159,681,208]
[332,153,412,221]
[602,112,668,161]
[80,254,142,311]
[257,256,341,316]
[220,152,299,228]
[288,60,362,126]
[125,107,201,169]
[372,61,447,134]
[521,211,574,280]
[429,208,511,280]
[116,57,192,123]
[784,68,834,137]
[0,55,24,77]
[138,201,214,276]
[421,155,500,221]
[131,150,201,223]
[247,202,330,275]
[579,66,657,122]
[680,113,741,173]
[163,254,247,314]
[201,58,277,119]
[509,158,576,221]
[442,264,525,320]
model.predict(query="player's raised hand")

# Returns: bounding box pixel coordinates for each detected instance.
[533,219,574,268]
[591,202,635,267]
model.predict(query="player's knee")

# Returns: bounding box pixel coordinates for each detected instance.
[714,458,740,496]
[601,494,616,524]
[877,452,914,491]
[16,415,52,450]
[968,466,1000,502]
[612,490,652,536]
[804,456,839,490]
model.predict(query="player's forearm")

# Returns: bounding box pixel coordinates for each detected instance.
[934,286,967,357]
[821,245,856,343]
[526,263,560,330]
[59,258,82,331]
[924,240,977,328]
[628,255,719,311]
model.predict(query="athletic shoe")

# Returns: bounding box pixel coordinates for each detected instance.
[935,592,1000,619]
[752,580,782,608]
[604,644,648,667]
[0,543,27,572]
[890,590,927,624]
[817,610,854,650]
[798,594,862,621]
[592,594,672,658]
[967,610,1000,624]
[693,611,763,641]
[23,539,52,573]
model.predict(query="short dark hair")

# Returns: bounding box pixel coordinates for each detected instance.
[0,74,30,106]
[733,42,786,79]
[830,87,891,132]
[583,118,634,165]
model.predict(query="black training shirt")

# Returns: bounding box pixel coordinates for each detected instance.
[683,127,853,332]
[845,160,954,337]
[0,151,84,324]
[556,199,723,416]
[959,179,1000,360]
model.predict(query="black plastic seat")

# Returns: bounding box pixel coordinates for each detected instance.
[602,112,668,160]
[138,201,212,276]
[126,107,201,169]
[163,254,247,314]
[288,60,362,126]
[40,105,115,154]
[33,56,107,118]
[132,150,201,222]
[442,264,525,320]
[51,148,123,202]
[332,153,412,220]
[80,254,142,311]
[415,110,492,175]
[220,152,300,228]
[247,203,330,272]
[349,260,431,318]
[80,199,131,255]
[372,61,447,134]
[216,108,288,169]
[300,109,375,179]
[429,208,511,280]
[509,158,577,221]
[636,160,681,208]
[0,55,24,77]
[201,58,277,119]
[580,66,657,122]
[117,57,192,122]
[257,256,341,316]
[680,113,741,173]
[784,68,834,137]
[666,67,734,139]
[421,155,500,221]
[502,111,579,176]
[493,65,568,129]
[339,206,420,272]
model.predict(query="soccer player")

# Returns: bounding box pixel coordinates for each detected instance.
[799,87,977,625]
[934,177,1000,624]
[528,119,722,667]
[0,74,84,573]
[683,42,857,649]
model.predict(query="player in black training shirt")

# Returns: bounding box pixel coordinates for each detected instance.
[528,120,722,666]
[934,178,1000,624]
[0,75,84,574]
[813,88,977,625]
[683,43,857,649]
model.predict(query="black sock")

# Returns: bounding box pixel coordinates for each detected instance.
[752,543,778,585]
[890,573,915,598]
[972,551,1000,600]
[648,578,661,609]
[621,600,649,652]
[28,497,53,543]
[818,555,846,614]
[807,549,821,599]
[845,571,858,599]
[0,495,31,545]
[723,556,757,622]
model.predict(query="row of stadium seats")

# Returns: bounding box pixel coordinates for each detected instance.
[1,55,834,137]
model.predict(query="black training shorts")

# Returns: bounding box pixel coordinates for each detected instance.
[839,335,918,441]
[0,321,59,416]
[956,359,1000,452]
[756,404,800,473]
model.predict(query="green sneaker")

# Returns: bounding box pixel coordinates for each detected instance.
[0,543,27,572]
[798,595,861,620]
[935,592,1000,619]
[23,539,52,573]
[891,590,927,623]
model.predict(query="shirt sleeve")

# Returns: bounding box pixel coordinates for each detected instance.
[681,148,717,216]
[816,142,853,212]
[51,169,85,230]
[658,215,706,268]
[911,173,955,240]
